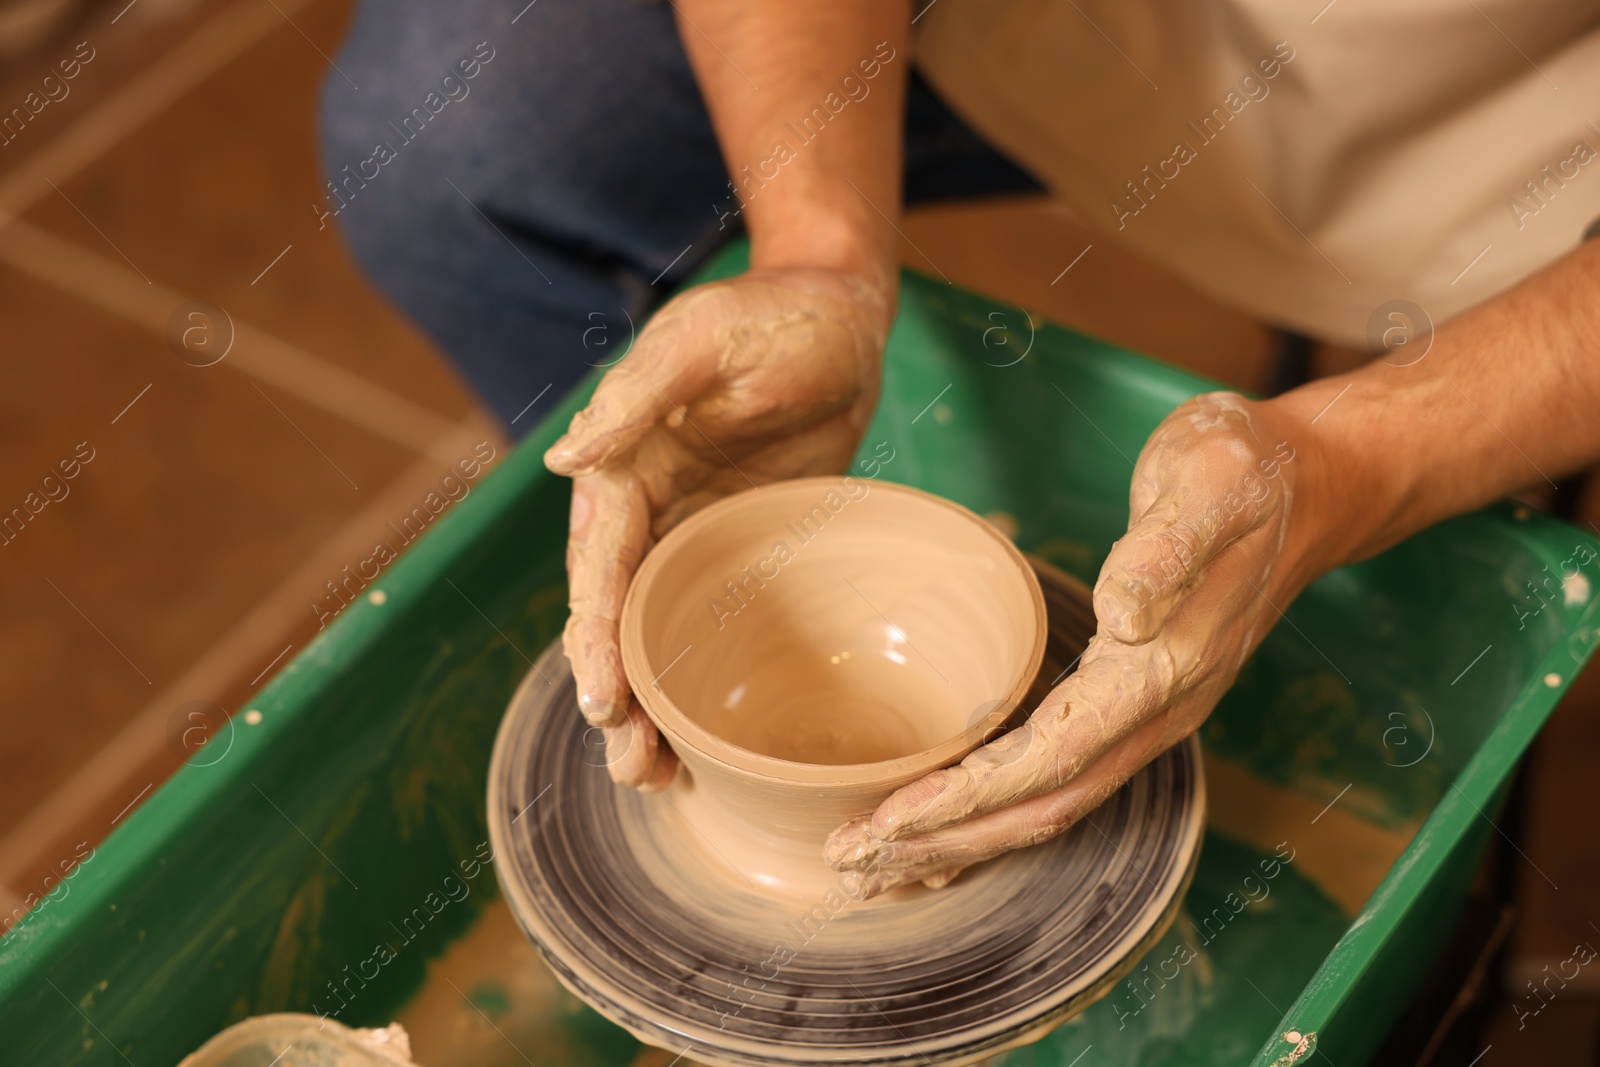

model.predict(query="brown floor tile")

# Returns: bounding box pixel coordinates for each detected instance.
[1,422,502,918]
[15,0,474,424]
[0,0,238,166]
[0,259,421,836]
[0,0,486,917]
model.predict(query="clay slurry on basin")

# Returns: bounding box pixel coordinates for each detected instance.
[628,477,1044,768]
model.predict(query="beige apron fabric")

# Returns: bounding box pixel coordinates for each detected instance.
[915,0,1600,344]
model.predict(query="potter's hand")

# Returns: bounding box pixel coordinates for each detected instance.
[546,268,890,790]
[826,392,1324,895]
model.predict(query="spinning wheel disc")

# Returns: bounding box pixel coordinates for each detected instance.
[489,565,1204,1066]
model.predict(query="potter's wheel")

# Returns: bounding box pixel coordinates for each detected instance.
[488,564,1205,1066]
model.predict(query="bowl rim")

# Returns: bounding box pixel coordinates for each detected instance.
[618,476,1049,787]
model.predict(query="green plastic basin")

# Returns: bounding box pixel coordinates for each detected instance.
[3,242,1595,1067]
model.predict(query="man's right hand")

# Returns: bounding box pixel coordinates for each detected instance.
[545,266,892,789]
[544,0,912,788]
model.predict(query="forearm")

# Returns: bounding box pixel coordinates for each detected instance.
[1279,238,1600,574]
[673,1,910,298]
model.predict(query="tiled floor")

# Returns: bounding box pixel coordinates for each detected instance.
[0,0,1595,1061]
[0,0,491,911]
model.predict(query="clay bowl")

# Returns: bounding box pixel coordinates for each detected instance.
[619,476,1047,897]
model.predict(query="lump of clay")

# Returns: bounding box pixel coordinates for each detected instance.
[177,1014,420,1067]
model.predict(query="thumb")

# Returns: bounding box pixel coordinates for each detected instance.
[603,700,679,792]
[562,468,650,727]
[1094,478,1278,643]
[545,310,717,477]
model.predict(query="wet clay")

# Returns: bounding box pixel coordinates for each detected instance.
[1204,753,1420,916]
[618,477,1047,897]
[487,597,1205,1067]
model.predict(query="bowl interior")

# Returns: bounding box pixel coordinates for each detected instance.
[626,478,1044,768]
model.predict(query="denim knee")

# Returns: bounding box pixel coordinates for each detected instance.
[314,0,734,426]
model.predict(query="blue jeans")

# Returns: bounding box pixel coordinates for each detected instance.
[319,0,1039,433]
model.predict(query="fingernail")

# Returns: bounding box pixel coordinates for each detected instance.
[1095,579,1142,630]
[543,437,576,474]
[579,694,625,728]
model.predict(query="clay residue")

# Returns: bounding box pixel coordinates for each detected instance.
[1204,752,1419,916]
[395,899,612,1066]
[1270,1029,1318,1067]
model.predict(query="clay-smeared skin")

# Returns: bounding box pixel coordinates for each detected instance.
[827,392,1313,895]
[545,268,889,788]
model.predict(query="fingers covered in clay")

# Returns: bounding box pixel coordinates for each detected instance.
[544,304,718,478]
[603,699,679,791]
[1095,392,1289,644]
[839,859,969,899]
[544,273,883,480]
[822,391,1303,894]
[829,707,1192,897]
[562,467,651,729]
[544,268,892,795]
[850,638,1179,844]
